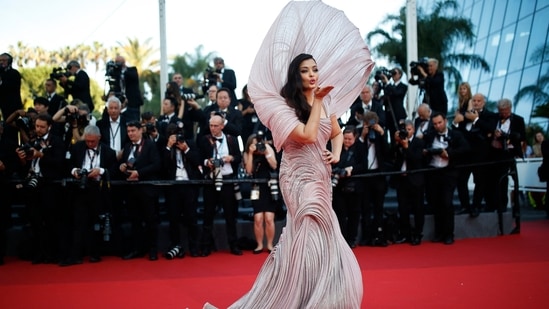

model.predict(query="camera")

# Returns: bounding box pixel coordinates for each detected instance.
[424,147,444,155]
[144,122,157,138]
[95,213,112,242]
[105,60,122,92]
[125,158,136,175]
[165,245,183,260]
[15,115,33,136]
[410,57,429,77]
[268,171,280,201]
[212,158,224,191]
[181,93,204,101]
[202,66,219,91]
[18,139,40,158]
[367,119,377,140]
[50,67,70,80]
[374,67,393,82]
[397,122,408,140]
[64,108,90,127]
[77,168,89,190]
[255,130,266,153]
[331,167,347,187]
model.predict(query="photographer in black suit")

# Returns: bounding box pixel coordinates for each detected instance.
[118,121,162,261]
[392,120,426,245]
[15,114,65,264]
[409,58,448,116]
[209,57,237,107]
[162,124,203,258]
[200,88,243,140]
[96,96,128,155]
[60,125,117,266]
[423,112,469,245]
[198,115,243,256]
[106,56,143,122]
[0,53,23,119]
[59,61,93,112]
[378,67,408,141]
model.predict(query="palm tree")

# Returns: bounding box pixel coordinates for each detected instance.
[170,45,216,94]
[514,44,549,125]
[367,0,490,92]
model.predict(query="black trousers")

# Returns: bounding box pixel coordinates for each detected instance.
[333,187,361,244]
[360,173,387,241]
[428,168,457,239]
[396,175,425,238]
[27,181,61,261]
[125,184,159,253]
[202,180,239,248]
[165,184,199,251]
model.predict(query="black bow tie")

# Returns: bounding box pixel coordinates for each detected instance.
[88,148,98,154]
[216,138,223,142]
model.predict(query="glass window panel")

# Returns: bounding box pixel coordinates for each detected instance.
[526,7,549,64]
[508,16,532,72]
[536,0,549,11]
[490,0,506,30]
[501,71,522,101]
[481,36,499,82]
[478,0,496,38]
[494,25,515,77]
[488,76,504,101]
[477,81,491,101]
[469,1,483,38]
[520,0,537,19]
[504,0,521,27]
[468,38,487,84]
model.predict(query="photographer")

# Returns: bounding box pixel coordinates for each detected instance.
[392,120,425,245]
[378,67,408,141]
[485,98,526,214]
[165,80,205,141]
[357,111,390,247]
[243,131,278,254]
[0,53,23,120]
[96,96,127,155]
[423,112,469,245]
[60,125,117,266]
[15,114,65,264]
[53,102,95,146]
[106,56,143,122]
[58,61,93,112]
[161,123,202,259]
[331,126,366,248]
[409,58,448,116]
[5,107,39,145]
[204,57,237,107]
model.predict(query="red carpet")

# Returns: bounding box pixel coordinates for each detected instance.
[1,220,549,309]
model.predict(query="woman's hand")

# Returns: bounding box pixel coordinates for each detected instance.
[314,86,334,100]
[323,149,339,164]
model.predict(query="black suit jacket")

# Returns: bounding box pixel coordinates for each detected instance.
[423,128,470,170]
[454,109,496,161]
[220,68,237,105]
[198,133,241,178]
[358,132,390,172]
[393,136,426,185]
[69,140,117,178]
[162,139,202,180]
[383,82,408,129]
[157,114,182,139]
[46,93,67,117]
[119,138,161,180]
[350,98,386,128]
[414,117,434,138]
[0,67,23,118]
[122,67,143,108]
[199,104,243,138]
[63,70,93,110]
[411,71,448,115]
[96,116,128,151]
[31,134,66,180]
[492,113,526,158]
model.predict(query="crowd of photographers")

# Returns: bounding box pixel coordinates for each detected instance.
[0,54,528,267]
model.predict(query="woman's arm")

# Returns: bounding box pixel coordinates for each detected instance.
[328,114,342,164]
[288,86,333,144]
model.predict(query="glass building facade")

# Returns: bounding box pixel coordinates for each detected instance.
[418,0,549,128]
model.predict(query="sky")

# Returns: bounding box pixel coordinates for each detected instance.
[2,0,405,95]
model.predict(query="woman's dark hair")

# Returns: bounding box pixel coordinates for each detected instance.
[280,53,315,123]
[165,81,182,108]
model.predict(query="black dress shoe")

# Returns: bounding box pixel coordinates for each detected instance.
[230,247,243,256]
[443,237,454,245]
[122,250,145,260]
[410,237,421,246]
[373,238,388,247]
[89,256,102,263]
[59,258,83,267]
[252,248,263,254]
[393,236,408,244]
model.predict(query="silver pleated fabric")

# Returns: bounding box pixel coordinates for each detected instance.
[205,1,373,308]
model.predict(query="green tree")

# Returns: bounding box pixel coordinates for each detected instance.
[367,0,490,93]
[170,45,216,95]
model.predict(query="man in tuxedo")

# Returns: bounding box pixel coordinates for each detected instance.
[452,93,496,217]
[392,120,426,245]
[0,53,23,119]
[44,79,67,116]
[96,96,127,155]
[59,61,93,111]
[172,73,206,140]
[60,125,117,266]
[211,57,237,107]
[198,115,243,256]
[357,112,390,247]
[157,97,183,138]
[15,114,66,264]
[485,98,526,215]
[414,103,433,139]
[331,126,367,248]
[110,56,143,122]
[349,84,386,129]
[423,112,469,245]
[162,127,203,258]
[200,88,243,139]
[380,67,408,141]
[118,121,162,261]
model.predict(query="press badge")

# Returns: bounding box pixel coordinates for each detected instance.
[250,185,260,200]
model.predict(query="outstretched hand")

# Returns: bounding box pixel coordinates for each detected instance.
[314,86,334,100]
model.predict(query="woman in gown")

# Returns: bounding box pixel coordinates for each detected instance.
[204,1,373,308]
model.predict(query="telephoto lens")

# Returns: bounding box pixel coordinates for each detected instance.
[165,245,183,260]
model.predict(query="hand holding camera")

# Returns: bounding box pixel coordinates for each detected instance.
[464,109,478,122]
